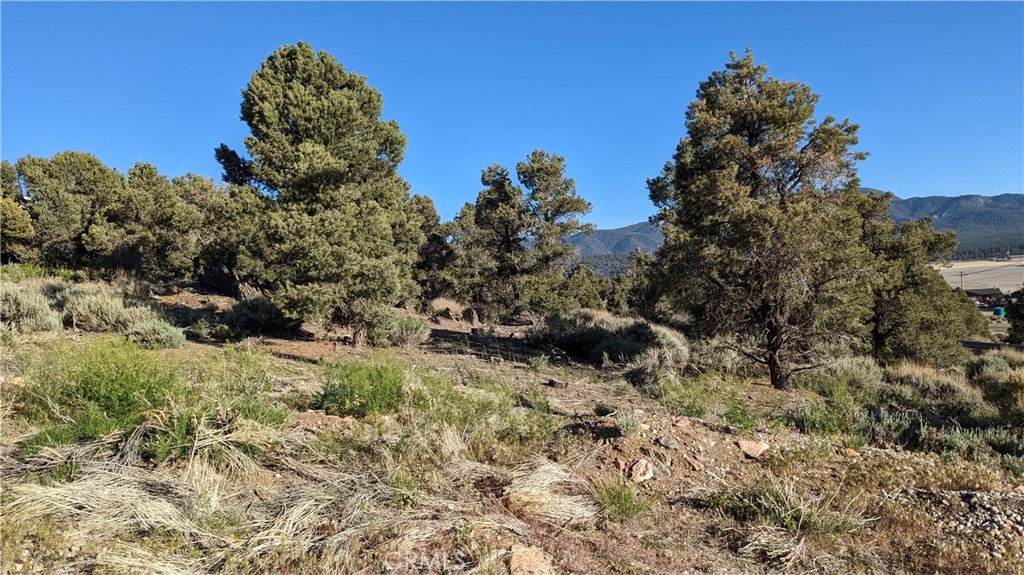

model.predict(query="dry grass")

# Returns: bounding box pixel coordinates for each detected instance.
[4,463,216,544]
[428,297,466,319]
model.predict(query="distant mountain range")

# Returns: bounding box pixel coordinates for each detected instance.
[573,190,1024,277]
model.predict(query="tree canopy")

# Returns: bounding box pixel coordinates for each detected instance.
[214,42,423,333]
[649,50,873,389]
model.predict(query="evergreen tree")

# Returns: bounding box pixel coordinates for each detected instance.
[856,191,987,365]
[16,151,126,269]
[0,197,34,263]
[1006,286,1024,345]
[649,51,872,390]
[215,42,423,333]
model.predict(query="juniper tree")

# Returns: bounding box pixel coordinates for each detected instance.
[215,42,423,331]
[649,50,873,390]
[446,151,593,314]
[854,191,987,366]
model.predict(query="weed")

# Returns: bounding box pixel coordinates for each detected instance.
[314,360,406,417]
[0,281,64,332]
[724,400,758,434]
[614,412,643,437]
[18,339,183,451]
[597,481,653,521]
[526,354,550,372]
[701,479,870,535]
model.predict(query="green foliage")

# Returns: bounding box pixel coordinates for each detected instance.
[0,196,34,262]
[648,50,872,390]
[701,481,866,535]
[19,339,183,450]
[358,307,429,348]
[614,412,643,437]
[313,360,406,417]
[0,263,75,283]
[215,42,423,330]
[859,201,988,366]
[124,319,186,349]
[12,152,220,280]
[63,285,156,332]
[223,297,300,336]
[444,151,593,314]
[597,482,653,521]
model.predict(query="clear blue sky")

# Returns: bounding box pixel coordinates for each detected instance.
[2,2,1022,228]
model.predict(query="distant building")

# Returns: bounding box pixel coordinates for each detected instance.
[965,288,1005,306]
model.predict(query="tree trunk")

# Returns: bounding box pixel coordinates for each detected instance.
[768,356,793,391]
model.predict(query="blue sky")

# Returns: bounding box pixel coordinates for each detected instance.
[2,2,1022,228]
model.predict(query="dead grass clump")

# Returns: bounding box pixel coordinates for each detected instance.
[428,297,465,319]
[4,463,215,544]
[503,459,599,526]
[534,308,688,368]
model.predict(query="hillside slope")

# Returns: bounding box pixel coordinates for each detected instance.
[575,192,1024,275]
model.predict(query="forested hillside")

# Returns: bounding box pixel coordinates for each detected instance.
[576,191,1024,276]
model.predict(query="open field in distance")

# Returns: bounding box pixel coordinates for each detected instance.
[937,259,1024,293]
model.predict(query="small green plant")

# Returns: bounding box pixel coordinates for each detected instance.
[597,481,653,521]
[125,319,186,349]
[724,399,758,434]
[390,317,430,347]
[18,339,184,452]
[614,412,643,437]
[526,354,550,372]
[313,360,406,417]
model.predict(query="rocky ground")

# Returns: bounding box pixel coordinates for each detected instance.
[2,299,1023,574]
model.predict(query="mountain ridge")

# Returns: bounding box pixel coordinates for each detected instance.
[573,191,1024,276]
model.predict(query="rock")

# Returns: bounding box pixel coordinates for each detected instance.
[546,378,567,389]
[841,448,860,458]
[640,423,651,431]
[629,459,655,483]
[509,544,558,575]
[656,464,671,476]
[616,458,627,471]
[737,440,769,459]
[656,436,680,450]
[673,419,691,428]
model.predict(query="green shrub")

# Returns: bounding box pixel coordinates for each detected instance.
[0,263,75,283]
[313,360,406,417]
[614,412,643,437]
[359,307,430,348]
[125,319,186,349]
[391,317,430,347]
[700,481,867,535]
[363,306,399,348]
[0,282,63,332]
[223,297,300,335]
[966,355,1010,381]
